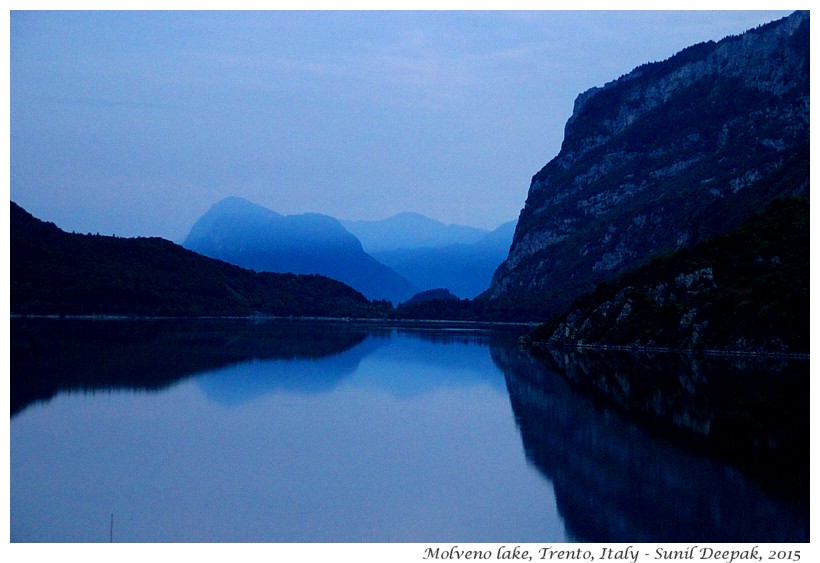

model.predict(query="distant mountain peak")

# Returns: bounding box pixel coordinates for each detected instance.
[182,197,418,303]
[387,211,437,221]
[342,213,489,254]
[208,196,283,217]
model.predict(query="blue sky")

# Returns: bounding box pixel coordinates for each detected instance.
[10,8,793,241]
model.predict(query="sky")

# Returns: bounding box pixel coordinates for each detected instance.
[9,7,795,242]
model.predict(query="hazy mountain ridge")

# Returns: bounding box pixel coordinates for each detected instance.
[488,11,809,320]
[185,198,515,301]
[373,220,517,298]
[185,197,359,255]
[182,197,419,304]
[342,212,489,253]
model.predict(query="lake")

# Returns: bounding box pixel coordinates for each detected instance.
[10,318,808,543]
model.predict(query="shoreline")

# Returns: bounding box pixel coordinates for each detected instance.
[12,315,806,357]
[10,313,538,329]
[526,339,809,360]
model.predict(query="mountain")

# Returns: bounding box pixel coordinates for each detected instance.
[530,197,808,354]
[401,288,459,306]
[487,11,809,321]
[342,212,488,254]
[182,197,418,304]
[374,220,517,298]
[10,202,392,318]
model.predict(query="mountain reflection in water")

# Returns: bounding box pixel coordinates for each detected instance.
[11,318,808,542]
[493,344,808,542]
[11,317,373,416]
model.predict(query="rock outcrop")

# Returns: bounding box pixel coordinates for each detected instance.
[533,197,808,354]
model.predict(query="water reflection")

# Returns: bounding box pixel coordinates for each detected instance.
[492,344,809,542]
[12,318,515,413]
[534,347,809,498]
[10,319,808,542]
[11,319,556,542]
[11,318,374,416]
[196,337,386,405]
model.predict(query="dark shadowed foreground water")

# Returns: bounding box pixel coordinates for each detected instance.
[10,318,807,543]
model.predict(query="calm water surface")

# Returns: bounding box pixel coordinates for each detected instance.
[10,318,807,542]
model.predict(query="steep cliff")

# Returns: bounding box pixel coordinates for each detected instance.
[488,11,809,320]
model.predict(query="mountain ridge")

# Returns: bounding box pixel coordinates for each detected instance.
[373,220,517,298]
[342,212,489,254]
[185,197,515,301]
[182,197,419,304]
[10,201,391,318]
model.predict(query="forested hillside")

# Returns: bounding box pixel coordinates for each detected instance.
[531,197,808,354]
[11,202,392,318]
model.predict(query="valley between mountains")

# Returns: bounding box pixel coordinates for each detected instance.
[11,12,809,355]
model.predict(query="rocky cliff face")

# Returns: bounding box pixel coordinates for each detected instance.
[488,11,809,319]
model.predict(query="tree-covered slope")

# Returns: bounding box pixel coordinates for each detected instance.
[11,202,392,318]
[531,197,808,354]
